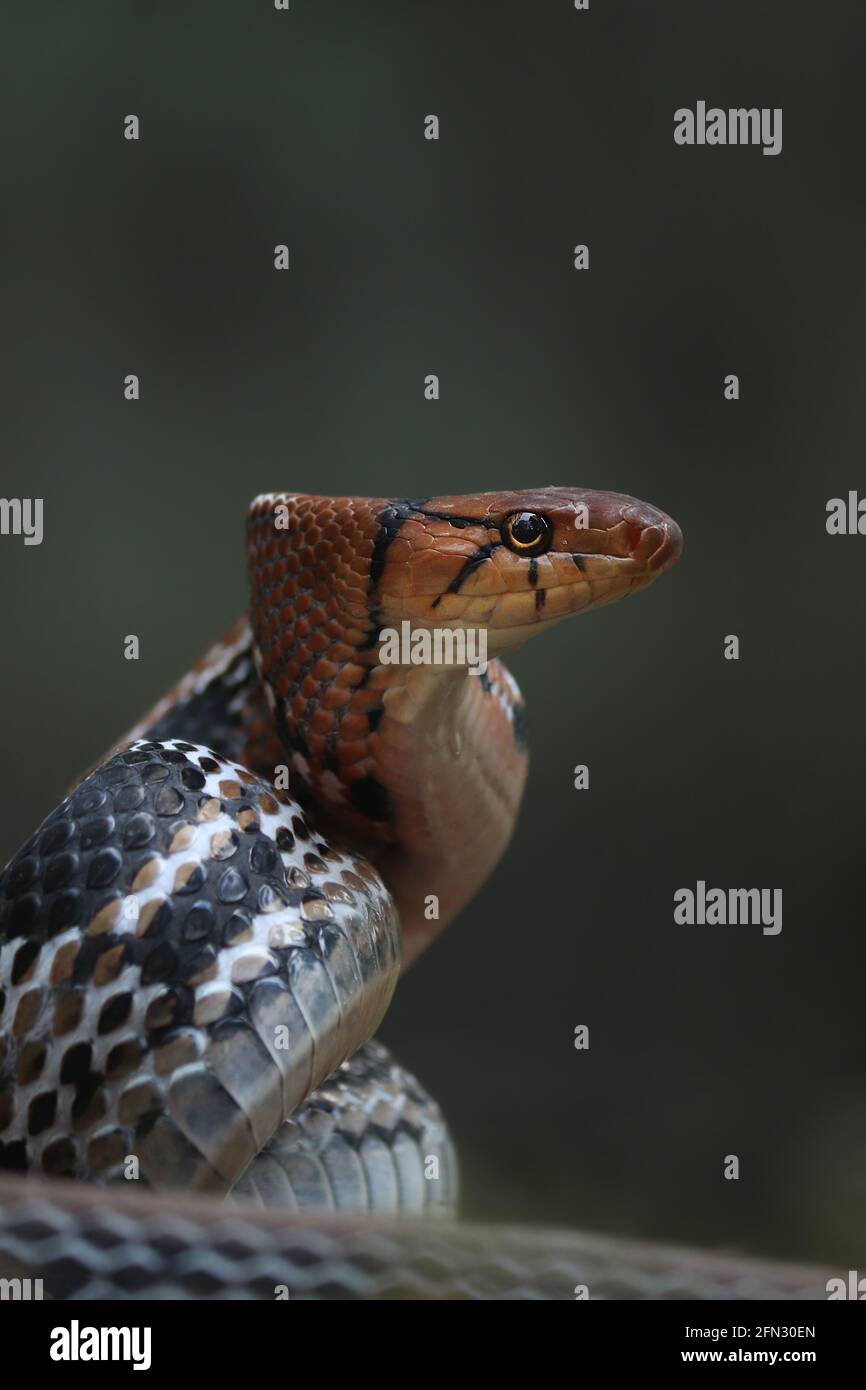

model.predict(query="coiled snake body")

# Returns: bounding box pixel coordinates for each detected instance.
[0,491,831,1297]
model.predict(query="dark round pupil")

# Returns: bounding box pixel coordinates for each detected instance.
[511,512,542,545]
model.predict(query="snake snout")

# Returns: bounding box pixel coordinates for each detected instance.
[636,514,683,574]
[573,491,683,573]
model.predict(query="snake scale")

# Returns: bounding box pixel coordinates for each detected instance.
[0,490,832,1298]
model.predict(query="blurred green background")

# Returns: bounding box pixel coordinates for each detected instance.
[2,0,865,1269]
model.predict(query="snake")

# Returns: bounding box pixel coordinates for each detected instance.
[0,489,832,1298]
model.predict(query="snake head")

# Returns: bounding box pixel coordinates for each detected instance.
[371,488,683,656]
[246,487,682,691]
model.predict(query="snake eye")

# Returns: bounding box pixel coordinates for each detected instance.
[501,511,553,556]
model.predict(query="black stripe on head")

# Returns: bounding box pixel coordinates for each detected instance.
[361,500,431,651]
[571,554,588,571]
[528,559,538,586]
[431,543,501,608]
[369,500,429,592]
[535,588,546,611]
[413,505,491,531]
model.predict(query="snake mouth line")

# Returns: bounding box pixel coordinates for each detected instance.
[406,520,683,610]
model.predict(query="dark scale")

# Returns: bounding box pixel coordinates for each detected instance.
[349,774,393,823]
[511,701,530,752]
[144,647,263,766]
[0,738,325,1176]
[304,1041,429,1150]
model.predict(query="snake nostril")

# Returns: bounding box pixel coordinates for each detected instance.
[623,520,644,553]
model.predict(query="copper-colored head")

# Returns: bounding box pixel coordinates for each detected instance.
[247,488,682,663]
[367,488,683,653]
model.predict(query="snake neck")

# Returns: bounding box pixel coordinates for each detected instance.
[252,647,528,968]
[361,661,529,966]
